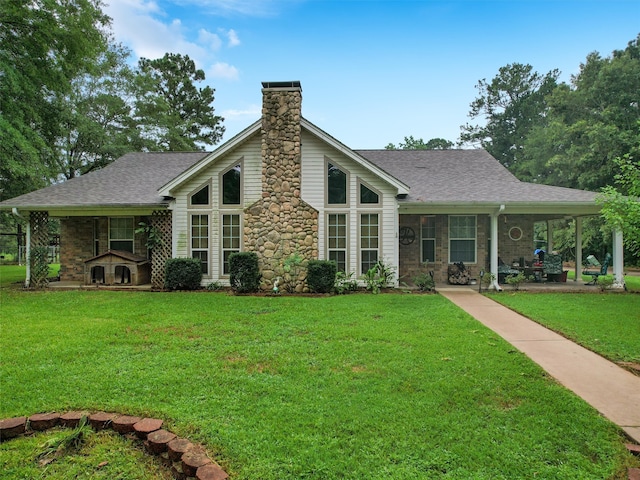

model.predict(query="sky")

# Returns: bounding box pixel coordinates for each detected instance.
[103,0,640,149]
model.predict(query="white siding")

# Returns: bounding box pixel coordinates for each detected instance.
[171,133,262,283]
[300,130,400,282]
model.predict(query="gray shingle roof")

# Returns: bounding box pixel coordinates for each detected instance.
[356,149,598,204]
[0,152,209,210]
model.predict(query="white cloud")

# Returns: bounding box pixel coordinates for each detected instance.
[226,28,241,47]
[105,0,242,82]
[198,29,223,51]
[208,62,240,80]
[222,104,261,119]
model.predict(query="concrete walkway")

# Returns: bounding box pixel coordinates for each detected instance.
[439,287,640,443]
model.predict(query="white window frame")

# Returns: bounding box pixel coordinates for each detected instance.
[357,179,381,206]
[420,215,436,264]
[221,213,241,276]
[220,161,243,207]
[359,212,380,275]
[190,214,210,275]
[326,158,350,207]
[327,213,348,272]
[189,181,211,208]
[448,215,477,264]
[109,217,135,253]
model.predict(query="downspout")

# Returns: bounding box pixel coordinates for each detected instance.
[490,205,505,291]
[12,208,29,288]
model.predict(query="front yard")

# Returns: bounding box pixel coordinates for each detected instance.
[1,287,638,479]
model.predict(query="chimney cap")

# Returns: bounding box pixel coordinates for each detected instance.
[261,81,301,90]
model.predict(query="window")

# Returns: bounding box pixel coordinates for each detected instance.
[222,214,241,274]
[449,215,476,263]
[109,217,134,252]
[327,162,347,204]
[190,184,210,206]
[222,164,241,205]
[359,182,379,204]
[327,213,347,272]
[191,214,209,274]
[421,216,436,263]
[360,213,379,273]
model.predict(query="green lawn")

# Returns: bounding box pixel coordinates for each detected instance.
[487,292,640,363]
[0,264,59,288]
[1,289,638,479]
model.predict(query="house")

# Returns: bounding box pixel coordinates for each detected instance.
[0,81,626,289]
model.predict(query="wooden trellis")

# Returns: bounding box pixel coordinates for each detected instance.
[150,210,172,289]
[29,211,49,287]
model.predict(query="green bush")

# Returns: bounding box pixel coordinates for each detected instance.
[307,260,337,293]
[334,271,359,294]
[413,272,435,292]
[164,258,202,290]
[229,252,261,293]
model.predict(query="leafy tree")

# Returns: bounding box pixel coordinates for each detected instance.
[385,136,453,150]
[52,43,140,180]
[523,35,640,191]
[0,0,110,199]
[459,63,559,177]
[598,153,640,257]
[134,53,225,151]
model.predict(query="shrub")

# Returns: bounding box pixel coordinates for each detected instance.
[596,276,615,291]
[505,272,530,291]
[307,260,337,293]
[361,258,396,294]
[334,271,359,294]
[165,258,202,290]
[282,252,305,293]
[229,252,261,293]
[413,272,435,292]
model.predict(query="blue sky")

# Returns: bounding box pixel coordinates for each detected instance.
[104,0,639,149]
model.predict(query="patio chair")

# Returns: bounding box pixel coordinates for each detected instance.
[582,253,612,285]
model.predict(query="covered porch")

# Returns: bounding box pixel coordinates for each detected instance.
[397,202,625,291]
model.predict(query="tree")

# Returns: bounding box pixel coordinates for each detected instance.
[523,35,640,191]
[385,136,454,150]
[134,53,225,151]
[0,0,110,199]
[598,153,640,257]
[51,43,140,180]
[459,63,559,177]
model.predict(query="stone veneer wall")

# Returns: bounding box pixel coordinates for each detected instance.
[244,84,318,291]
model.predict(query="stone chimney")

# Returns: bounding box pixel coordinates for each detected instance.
[244,81,318,291]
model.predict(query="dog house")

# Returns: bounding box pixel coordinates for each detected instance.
[84,250,151,286]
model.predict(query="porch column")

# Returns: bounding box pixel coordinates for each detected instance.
[546,220,554,252]
[490,207,503,290]
[612,228,625,289]
[574,217,582,283]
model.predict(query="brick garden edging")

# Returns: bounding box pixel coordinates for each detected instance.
[0,411,228,480]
